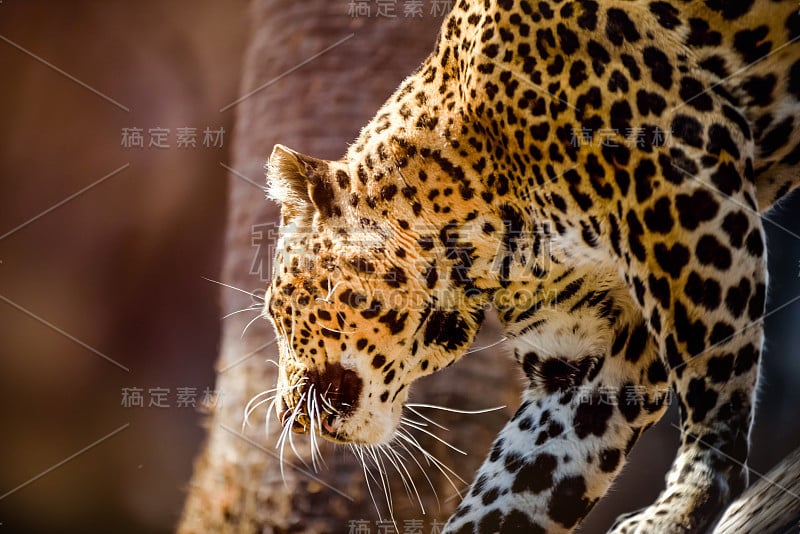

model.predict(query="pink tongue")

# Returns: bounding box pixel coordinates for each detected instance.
[322,415,337,434]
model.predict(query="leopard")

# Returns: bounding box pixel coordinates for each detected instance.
[261,0,800,532]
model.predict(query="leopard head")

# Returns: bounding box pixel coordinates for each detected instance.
[263,144,493,445]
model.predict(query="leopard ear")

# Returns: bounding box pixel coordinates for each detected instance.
[267,144,336,221]
[267,144,312,215]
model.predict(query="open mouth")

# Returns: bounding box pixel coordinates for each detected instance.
[321,413,337,435]
[279,402,350,444]
[278,363,363,443]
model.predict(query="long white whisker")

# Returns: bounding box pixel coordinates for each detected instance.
[244,385,283,408]
[264,393,281,437]
[241,312,263,338]
[311,396,327,469]
[405,410,447,431]
[392,445,424,512]
[319,323,356,335]
[244,392,277,420]
[305,387,316,472]
[356,446,383,488]
[380,444,412,502]
[286,393,309,464]
[402,416,429,428]
[221,305,262,320]
[243,393,279,430]
[464,336,508,355]
[322,401,338,416]
[321,394,339,414]
[398,430,465,498]
[396,428,467,494]
[277,410,293,483]
[405,403,507,415]
[315,279,344,303]
[376,446,406,530]
[267,378,305,438]
[319,384,340,415]
[202,276,264,301]
[385,442,425,514]
[278,392,309,478]
[353,445,383,521]
[395,436,440,510]
[245,387,287,431]
[246,381,303,433]
[368,445,395,526]
[307,387,325,472]
[313,400,322,472]
[401,420,467,456]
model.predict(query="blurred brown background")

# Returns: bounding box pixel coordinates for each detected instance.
[0,2,798,533]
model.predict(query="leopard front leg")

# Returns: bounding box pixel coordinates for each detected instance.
[609,341,760,534]
[445,265,668,533]
[607,167,765,532]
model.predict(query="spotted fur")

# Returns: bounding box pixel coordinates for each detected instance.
[263,1,800,531]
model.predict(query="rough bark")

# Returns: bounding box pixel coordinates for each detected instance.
[178,3,516,532]
[712,446,800,534]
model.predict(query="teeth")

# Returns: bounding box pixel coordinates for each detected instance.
[278,377,341,441]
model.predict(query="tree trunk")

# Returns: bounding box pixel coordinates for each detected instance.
[713,445,800,534]
[178,3,517,532]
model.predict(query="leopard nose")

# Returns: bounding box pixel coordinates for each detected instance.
[308,362,363,417]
